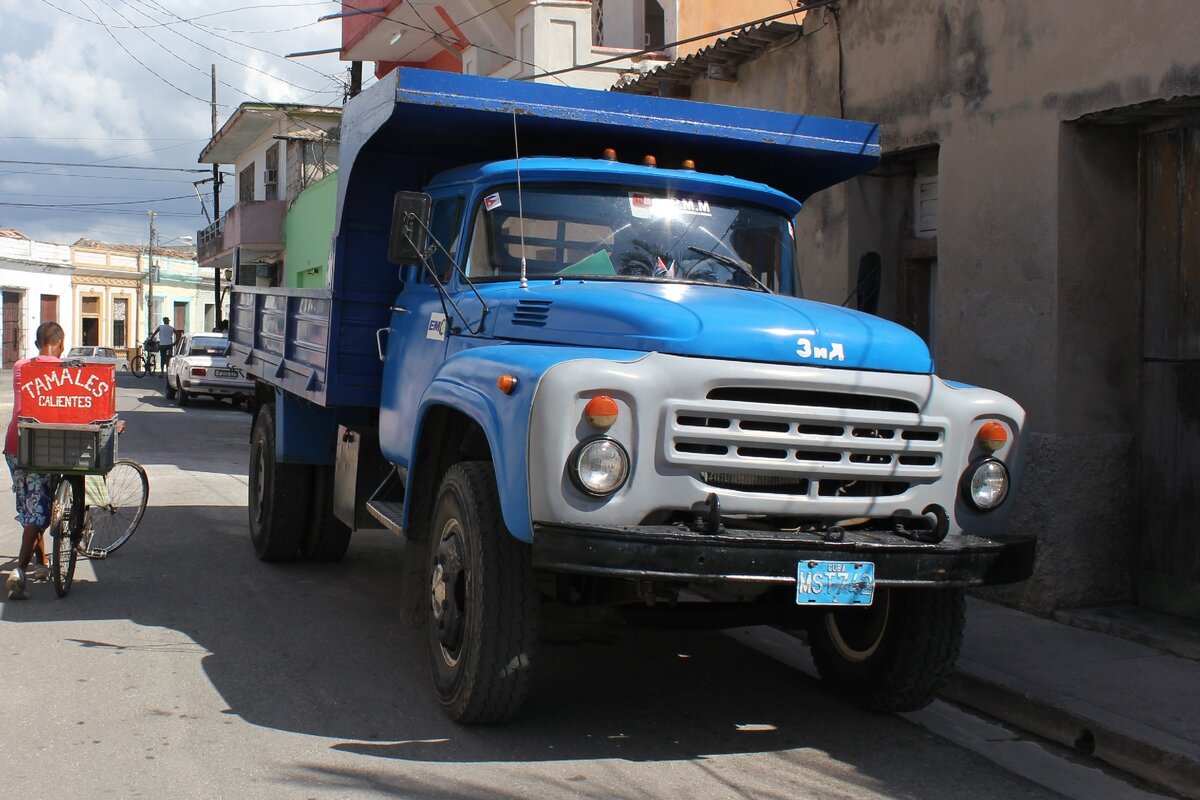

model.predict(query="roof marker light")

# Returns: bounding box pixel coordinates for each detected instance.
[602,148,618,161]
[642,155,657,167]
[497,374,518,395]
[680,159,696,170]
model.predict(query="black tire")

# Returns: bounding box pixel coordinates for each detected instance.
[248,404,310,561]
[82,460,148,556]
[426,462,537,724]
[131,355,147,378]
[165,375,176,400]
[808,587,965,712]
[177,384,190,407]
[303,464,352,562]
[50,477,83,598]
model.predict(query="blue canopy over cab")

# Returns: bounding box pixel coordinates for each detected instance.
[234,68,882,407]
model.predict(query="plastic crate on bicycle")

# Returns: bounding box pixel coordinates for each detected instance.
[16,361,118,475]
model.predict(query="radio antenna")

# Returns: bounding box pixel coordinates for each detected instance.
[512,108,528,289]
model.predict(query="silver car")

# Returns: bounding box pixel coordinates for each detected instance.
[66,346,129,371]
[165,333,253,407]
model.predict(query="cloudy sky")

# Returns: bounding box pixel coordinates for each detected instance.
[0,0,357,248]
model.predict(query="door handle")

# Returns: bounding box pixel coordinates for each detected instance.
[375,327,389,362]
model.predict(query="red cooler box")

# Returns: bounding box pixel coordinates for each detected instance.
[16,362,118,473]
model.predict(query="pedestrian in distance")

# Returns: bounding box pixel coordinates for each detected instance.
[4,322,64,600]
[152,316,175,376]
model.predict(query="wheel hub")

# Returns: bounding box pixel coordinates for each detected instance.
[431,529,465,654]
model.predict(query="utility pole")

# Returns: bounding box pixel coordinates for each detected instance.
[350,61,362,99]
[147,210,157,340]
[211,63,223,327]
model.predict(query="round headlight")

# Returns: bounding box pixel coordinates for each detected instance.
[966,459,1009,510]
[570,438,630,496]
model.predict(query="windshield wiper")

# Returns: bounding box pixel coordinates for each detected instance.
[686,246,771,292]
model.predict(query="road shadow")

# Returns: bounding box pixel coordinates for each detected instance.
[0,503,1029,800]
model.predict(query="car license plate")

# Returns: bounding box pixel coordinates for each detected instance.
[215,368,238,378]
[795,560,875,606]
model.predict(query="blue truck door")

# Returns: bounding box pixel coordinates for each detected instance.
[377,195,465,466]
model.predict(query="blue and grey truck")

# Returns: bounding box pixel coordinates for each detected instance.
[230,68,1035,724]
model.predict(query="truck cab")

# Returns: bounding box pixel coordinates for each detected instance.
[231,68,1034,725]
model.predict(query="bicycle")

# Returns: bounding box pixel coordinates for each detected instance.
[130,342,157,378]
[46,459,149,597]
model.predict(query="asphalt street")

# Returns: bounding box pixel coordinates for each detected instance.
[0,374,1096,798]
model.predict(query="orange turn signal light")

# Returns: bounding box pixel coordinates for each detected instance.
[642,154,657,167]
[680,158,696,170]
[977,421,1008,452]
[602,147,618,161]
[497,374,518,395]
[585,395,619,429]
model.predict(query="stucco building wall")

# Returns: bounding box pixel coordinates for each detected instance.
[669,0,1200,613]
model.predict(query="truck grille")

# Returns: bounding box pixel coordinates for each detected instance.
[666,385,945,499]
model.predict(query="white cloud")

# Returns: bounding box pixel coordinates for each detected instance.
[0,0,347,243]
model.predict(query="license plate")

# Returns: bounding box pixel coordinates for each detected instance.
[215,368,238,378]
[795,560,875,605]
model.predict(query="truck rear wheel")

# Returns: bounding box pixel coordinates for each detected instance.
[303,464,351,562]
[248,404,309,561]
[807,587,965,712]
[426,461,537,724]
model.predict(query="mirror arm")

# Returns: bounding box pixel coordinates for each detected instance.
[404,213,490,331]
[403,226,486,337]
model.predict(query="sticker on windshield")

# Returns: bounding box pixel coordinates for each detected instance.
[483,193,502,212]
[629,193,712,220]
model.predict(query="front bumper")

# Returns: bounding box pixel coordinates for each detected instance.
[532,523,1035,588]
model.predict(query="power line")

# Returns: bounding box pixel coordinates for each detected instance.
[0,160,210,173]
[0,136,199,142]
[0,171,198,183]
[58,0,215,106]
[389,0,519,64]
[0,205,202,217]
[0,194,196,208]
[125,0,334,95]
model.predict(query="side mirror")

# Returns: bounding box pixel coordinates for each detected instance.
[388,191,433,264]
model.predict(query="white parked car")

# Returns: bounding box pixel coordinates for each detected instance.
[66,346,129,371]
[165,333,253,407]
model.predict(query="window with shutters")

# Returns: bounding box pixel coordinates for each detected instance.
[112,298,128,347]
[239,163,255,203]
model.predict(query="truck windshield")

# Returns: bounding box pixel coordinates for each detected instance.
[465,184,793,291]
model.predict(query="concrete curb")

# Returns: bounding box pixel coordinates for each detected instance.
[941,668,1200,799]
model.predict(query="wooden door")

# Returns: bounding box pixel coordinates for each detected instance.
[173,302,187,333]
[1138,126,1200,620]
[40,294,57,324]
[2,291,20,368]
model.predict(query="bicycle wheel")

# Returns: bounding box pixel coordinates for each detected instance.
[131,355,147,378]
[50,477,81,598]
[81,460,148,557]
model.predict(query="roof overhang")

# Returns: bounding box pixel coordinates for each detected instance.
[199,104,342,164]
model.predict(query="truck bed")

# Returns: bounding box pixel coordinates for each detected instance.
[229,284,384,407]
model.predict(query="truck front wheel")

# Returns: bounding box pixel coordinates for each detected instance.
[248,404,309,561]
[426,462,537,724]
[807,587,965,712]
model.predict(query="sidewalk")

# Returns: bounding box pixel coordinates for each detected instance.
[943,598,1200,798]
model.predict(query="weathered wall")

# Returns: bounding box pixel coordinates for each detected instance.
[681,0,1200,613]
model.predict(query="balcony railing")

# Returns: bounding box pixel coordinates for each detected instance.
[196,200,285,263]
